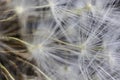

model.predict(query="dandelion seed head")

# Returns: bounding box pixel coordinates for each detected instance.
[15,6,24,14]
[87,3,93,10]
[13,0,120,80]
[79,44,86,50]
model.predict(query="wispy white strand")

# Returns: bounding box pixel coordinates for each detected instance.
[9,0,120,80]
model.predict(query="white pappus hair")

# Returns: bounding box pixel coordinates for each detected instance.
[6,0,120,80]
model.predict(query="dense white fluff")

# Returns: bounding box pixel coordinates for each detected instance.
[18,0,120,80]
[6,0,47,36]
[7,0,39,15]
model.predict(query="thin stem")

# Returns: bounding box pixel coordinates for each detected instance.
[0,63,15,80]
[0,14,16,22]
